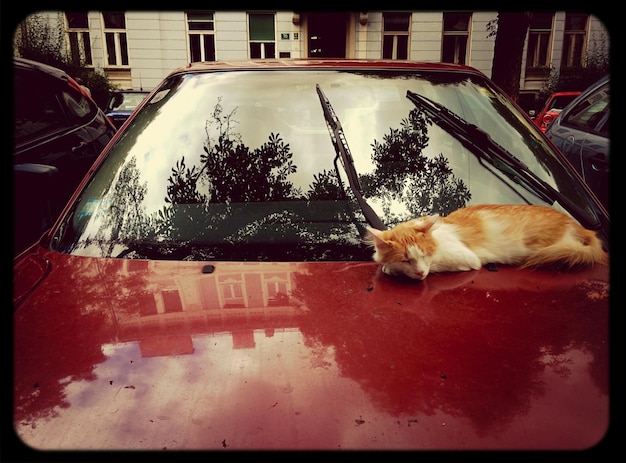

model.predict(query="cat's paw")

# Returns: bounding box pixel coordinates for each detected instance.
[468,258,482,271]
[457,255,481,271]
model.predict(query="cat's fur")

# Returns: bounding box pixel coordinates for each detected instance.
[367,204,608,280]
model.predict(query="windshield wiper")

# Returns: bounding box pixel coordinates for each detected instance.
[405,90,600,229]
[316,84,386,230]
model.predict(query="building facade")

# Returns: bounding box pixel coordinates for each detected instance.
[23,11,609,109]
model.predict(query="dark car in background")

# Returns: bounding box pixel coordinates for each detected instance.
[13,57,117,256]
[545,75,609,209]
[104,89,149,129]
[13,60,609,451]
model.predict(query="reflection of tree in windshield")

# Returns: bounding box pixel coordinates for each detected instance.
[67,101,472,260]
[80,157,152,257]
[361,108,470,223]
[166,157,207,205]
[199,101,300,203]
[307,170,347,201]
[150,100,364,261]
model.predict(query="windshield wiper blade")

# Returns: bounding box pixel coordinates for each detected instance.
[316,84,386,230]
[405,90,599,229]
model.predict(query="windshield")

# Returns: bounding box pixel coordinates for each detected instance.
[52,68,603,261]
[107,92,148,111]
[548,94,579,111]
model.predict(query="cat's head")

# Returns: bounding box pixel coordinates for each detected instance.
[366,215,439,280]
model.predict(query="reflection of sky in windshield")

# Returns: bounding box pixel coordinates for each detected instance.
[126,72,441,215]
[115,70,561,217]
[130,76,215,214]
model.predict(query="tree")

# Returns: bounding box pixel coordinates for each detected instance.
[14,12,66,66]
[540,30,610,98]
[489,12,533,102]
[197,101,300,204]
[14,12,116,108]
[362,108,471,222]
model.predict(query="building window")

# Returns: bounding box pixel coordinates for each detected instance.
[382,12,411,60]
[441,12,471,65]
[263,273,290,306]
[249,13,275,59]
[138,293,158,316]
[66,12,92,66]
[219,276,246,308]
[187,11,215,62]
[102,11,129,66]
[526,12,553,68]
[562,13,588,68]
[162,289,183,313]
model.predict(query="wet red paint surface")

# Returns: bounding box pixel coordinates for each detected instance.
[13,250,609,450]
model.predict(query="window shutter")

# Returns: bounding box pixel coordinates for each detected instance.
[249,14,275,41]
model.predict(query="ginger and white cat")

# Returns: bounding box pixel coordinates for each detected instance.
[367,204,608,280]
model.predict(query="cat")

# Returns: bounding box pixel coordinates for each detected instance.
[366,204,608,280]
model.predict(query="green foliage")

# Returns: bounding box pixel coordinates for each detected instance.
[66,100,472,259]
[80,157,152,257]
[166,157,207,205]
[162,101,471,227]
[81,70,119,109]
[362,108,471,221]
[197,100,301,204]
[155,100,355,253]
[539,31,610,100]
[14,13,66,67]
[307,170,346,201]
[14,12,117,108]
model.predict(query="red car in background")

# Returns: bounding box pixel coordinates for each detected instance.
[12,60,609,453]
[532,91,581,132]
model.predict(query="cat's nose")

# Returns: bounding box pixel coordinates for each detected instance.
[414,270,426,280]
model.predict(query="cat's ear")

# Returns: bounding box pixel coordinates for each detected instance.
[365,227,387,247]
[411,214,439,232]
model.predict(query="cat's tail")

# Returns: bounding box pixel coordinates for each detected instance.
[521,226,608,269]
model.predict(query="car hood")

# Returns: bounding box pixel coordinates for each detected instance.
[13,250,609,450]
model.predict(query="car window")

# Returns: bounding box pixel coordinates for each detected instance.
[548,94,578,111]
[14,69,68,145]
[14,68,97,146]
[562,83,609,134]
[61,88,95,119]
[108,92,148,111]
[52,69,600,261]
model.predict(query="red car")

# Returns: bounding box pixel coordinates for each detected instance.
[12,60,609,452]
[532,91,581,132]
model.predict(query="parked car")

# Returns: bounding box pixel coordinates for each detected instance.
[13,60,609,451]
[13,57,117,256]
[104,89,150,129]
[531,91,581,132]
[545,75,609,209]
